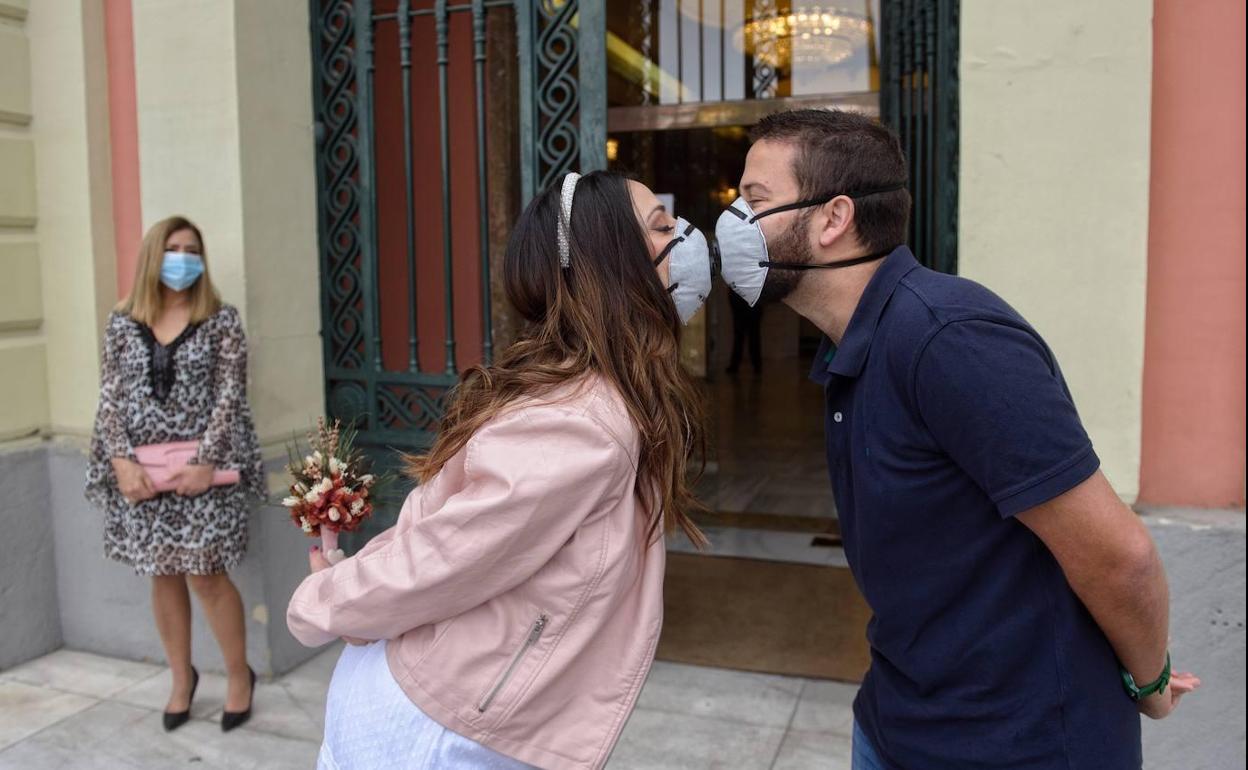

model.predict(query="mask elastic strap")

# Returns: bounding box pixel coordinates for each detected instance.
[653,220,696,268]
[653,239,678,268]
[748,183,906,224]
[761,250,892,271]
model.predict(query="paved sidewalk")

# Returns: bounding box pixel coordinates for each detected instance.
[1,511,1241,769]
[0,646,857,770]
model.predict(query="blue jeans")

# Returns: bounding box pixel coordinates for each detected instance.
[852,722,885,770]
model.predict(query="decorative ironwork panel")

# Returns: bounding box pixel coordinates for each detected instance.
[312,0,369,374]
[312,0,496,452]
[881,0,958,274]
[312,0,593,455]
[517,0,607,203]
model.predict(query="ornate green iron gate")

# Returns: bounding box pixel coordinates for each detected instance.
[881,0,959,274]
[310,0,957,458]
[309,0,606,453]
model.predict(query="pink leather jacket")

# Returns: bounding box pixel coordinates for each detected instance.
[287,377,665,769]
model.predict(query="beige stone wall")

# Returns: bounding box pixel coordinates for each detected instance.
[232,0,325,444]
[959,1,1153,500]
[0,0,321,453]
[0,0,48,441]
[25,0,118,440]
[131,0,323,446]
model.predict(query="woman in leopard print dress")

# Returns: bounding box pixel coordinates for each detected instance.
[85,216,264,732]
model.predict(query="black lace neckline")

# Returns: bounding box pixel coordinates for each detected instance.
[137,322,200,402]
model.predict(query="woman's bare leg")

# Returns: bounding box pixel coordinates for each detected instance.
[151,574,194,711]
[187,573,251,711]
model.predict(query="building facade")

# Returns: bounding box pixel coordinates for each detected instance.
[0,0,1243,674]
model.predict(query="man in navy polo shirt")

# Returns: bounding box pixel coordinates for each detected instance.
[719,109,1200,769]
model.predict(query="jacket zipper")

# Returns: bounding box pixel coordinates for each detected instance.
[477,614,549,713]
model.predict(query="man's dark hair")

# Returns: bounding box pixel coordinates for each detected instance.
[750,109,911,254]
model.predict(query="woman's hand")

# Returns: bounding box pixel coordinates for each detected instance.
[309,545,333,573]
[169,463,215,497]
[308,546,370,647]
[111,458,156,503]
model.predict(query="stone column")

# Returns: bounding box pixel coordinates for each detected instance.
[0,0,61,670]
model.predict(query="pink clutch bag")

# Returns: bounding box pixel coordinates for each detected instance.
[134,441,241,493]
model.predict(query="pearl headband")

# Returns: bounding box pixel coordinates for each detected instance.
[557,172,581,268]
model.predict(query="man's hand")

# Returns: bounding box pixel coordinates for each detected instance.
[308,546,370,647]
[169,463,214,497]
[1139,671,1202,720]
[112,457,156,503]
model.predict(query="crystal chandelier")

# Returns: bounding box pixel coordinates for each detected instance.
[738,5,873,69]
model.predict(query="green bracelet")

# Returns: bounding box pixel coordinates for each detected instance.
[1120,652,1171,702]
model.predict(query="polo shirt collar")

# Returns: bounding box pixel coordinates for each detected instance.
[810,245,920,383]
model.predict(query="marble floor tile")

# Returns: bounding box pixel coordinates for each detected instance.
[0,649,163,700]
[668,526,848,567]
[274,642,341,735]
[609,707,787,770]
[111,667,229,720]
[771,729,853,770]
[789,680,858,736]
[636,661,804,729]
[0,700,318,770]
[110,669,324,742]
[281,641,344,690]
[700,473,770,512]
[205,678,324,743]
[111,666,326,744]
[0,681,98,752]
[273,671,331,735]
[747,489,837,518]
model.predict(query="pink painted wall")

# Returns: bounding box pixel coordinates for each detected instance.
[104,0,142,300]
[1139,0,1247,507]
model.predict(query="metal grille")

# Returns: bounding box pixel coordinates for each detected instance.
[516,0,606,202]
[310,0,606,454]
[881,0,958,273]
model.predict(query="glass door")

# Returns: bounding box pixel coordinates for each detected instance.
[605,0,883,681]
[607,0,883,559]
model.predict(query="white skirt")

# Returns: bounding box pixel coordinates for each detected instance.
[318,640,536,770]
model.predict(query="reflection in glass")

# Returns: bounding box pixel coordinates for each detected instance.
[607,0,881,108]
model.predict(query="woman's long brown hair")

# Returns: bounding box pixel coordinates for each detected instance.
[408,171,706,546]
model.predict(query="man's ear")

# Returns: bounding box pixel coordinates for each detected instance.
[816,195,856,248]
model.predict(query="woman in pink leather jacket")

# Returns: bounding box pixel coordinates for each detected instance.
[288,171,710,769]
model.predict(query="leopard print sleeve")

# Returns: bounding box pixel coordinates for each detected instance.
[93,312,137,461]
[194,306,250,469]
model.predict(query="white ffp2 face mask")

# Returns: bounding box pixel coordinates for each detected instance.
[715,184,907,306]
[654,217,712,325]
[715,198,770,307]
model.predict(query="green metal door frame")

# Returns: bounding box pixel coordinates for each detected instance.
[309,0,606,453]
[881,0,959,274]
[308,0,954,457]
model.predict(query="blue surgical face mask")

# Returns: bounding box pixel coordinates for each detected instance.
[160,251,204,291]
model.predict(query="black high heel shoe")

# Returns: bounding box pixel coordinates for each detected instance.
[221,666,256,732]
[162,666,199,732]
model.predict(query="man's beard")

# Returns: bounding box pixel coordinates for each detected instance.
[756,212,815,305]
